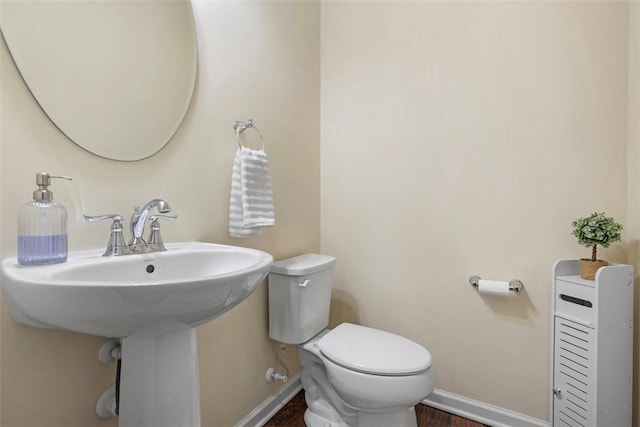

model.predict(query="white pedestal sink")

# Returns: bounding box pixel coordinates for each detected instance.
[1,241,273,427]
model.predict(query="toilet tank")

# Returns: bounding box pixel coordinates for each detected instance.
[268,254,336,344]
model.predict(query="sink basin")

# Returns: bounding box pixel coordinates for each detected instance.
[1,241,273,337]
[1,241,273,426]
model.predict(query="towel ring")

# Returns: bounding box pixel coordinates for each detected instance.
[233,119,264,150]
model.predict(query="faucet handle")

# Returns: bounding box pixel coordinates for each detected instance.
[146,215,177,252]
[84,214,125,223]
[83,214,130,256]
[149,214,177,223]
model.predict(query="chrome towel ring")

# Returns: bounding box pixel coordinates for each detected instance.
[233,118,264,150]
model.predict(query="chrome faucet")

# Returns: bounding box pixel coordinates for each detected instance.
[146,214,177,252]
[83,214,131,256]
[129,199,172,253]
[84,199,176,256]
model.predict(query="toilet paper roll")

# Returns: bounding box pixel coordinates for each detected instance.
[477,279,511,297]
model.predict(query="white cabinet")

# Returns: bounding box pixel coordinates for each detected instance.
[552,260,633,427]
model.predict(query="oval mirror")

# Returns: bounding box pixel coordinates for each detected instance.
[1,0,198,161]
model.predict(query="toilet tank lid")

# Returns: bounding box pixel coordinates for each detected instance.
[270,254,336,276]
[318,323,432,375]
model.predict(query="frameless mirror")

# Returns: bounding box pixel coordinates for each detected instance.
[1,0,198,161]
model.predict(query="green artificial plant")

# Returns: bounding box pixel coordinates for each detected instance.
[571,212,622,262]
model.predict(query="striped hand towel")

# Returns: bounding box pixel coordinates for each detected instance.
[229,147,275,238]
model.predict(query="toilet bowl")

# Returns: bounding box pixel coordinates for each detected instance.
[268,254,435,427]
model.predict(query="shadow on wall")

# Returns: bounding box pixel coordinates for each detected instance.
[479,288,538,323]
[606,242,629,265]
[329,289,360,328]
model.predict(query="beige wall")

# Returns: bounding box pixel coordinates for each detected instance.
[628,1,640,425]
[321,1,629,422]
[0,1,319,426]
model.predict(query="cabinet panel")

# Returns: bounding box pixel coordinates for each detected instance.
[553,317,594,427]
[554,280,595,326]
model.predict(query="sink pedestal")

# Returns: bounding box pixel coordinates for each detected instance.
[119,328,201,427]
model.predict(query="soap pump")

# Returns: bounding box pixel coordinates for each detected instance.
[17,172,72,265]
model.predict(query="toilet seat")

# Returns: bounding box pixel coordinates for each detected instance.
[318,323,431,376]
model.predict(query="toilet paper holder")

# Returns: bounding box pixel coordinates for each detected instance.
[469,275,524,293]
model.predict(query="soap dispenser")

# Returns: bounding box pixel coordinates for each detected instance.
[17,172,72,265]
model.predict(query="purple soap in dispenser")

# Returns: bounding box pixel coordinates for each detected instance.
[17,172,71,265]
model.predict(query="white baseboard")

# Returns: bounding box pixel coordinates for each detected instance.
[423,389,550,427]
[235,373,302,427]
[237,378,550,427]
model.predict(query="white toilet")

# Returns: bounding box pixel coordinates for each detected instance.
[268,254,435,427]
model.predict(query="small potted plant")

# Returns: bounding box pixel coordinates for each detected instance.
[571,212,623,280]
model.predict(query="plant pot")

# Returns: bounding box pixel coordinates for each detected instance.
[579,258,608,280]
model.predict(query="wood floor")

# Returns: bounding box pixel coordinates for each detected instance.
[264,391,489,427]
